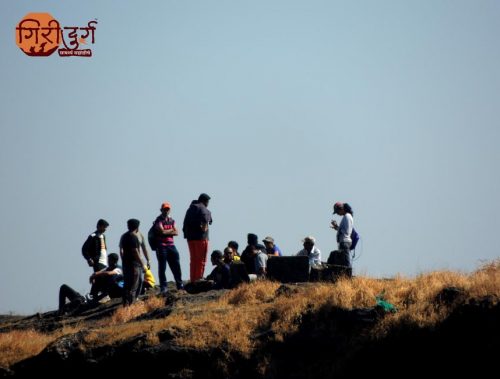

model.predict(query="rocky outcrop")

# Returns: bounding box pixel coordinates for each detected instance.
[2,287,499,378]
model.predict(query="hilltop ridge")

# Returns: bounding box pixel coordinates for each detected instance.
[1,261,499,378]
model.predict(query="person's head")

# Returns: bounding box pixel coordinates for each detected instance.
[96,219,109,233]
[160,202,171,216]
[198,193,211,206]
[343,203,353,216]
[302,236,315,252]
[223,247,235,263]
[262,236,275,250]
[211,250,224,266]
[247,233,258,246]
[127,218,140,231]
[108,253,119,267]
[227,240,239,252]
[333,202,346,216]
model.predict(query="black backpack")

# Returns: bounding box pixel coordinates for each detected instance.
[147,221,158,251]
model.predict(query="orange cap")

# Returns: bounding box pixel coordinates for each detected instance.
[161,202,171,210]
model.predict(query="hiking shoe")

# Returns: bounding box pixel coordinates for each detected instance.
[98,295,111,304]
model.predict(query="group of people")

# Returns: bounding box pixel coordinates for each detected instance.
[58,194,356,313]
[184,200,355,290]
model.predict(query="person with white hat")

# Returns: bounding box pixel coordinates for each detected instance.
[296,236,321,267]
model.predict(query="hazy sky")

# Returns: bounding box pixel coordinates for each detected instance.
[1,0,499,314]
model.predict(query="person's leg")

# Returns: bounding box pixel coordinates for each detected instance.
[93,262,106,272]
[156,248,168,292]
[132,264,144,301]
[59,284,83,312]
[123,264,135,305]
[166,245,184,289]
[90,276,108,299]
[188,240,197,282]
[338,242,352,268]
[188,240,208,282]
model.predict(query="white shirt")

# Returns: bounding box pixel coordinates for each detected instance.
[296,246,321,266]
[338,213,353,243]
[97,234,108,267]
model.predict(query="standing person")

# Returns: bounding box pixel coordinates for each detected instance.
[155,202,184,293]
[296,236,322,267]
[120,219,145,306]
[182,193,212,282]
[82,219,109,272]
[330,202,354,269]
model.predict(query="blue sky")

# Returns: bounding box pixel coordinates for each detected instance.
[1,0,499,314]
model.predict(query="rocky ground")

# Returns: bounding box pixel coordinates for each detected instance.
[1,280,499,378]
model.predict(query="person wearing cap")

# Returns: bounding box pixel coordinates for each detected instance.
[154,202,184,293]
[120,219,147,305]
[330,202,354,268]
[182,193,213,282]
[82,219,110,272]
[262,236,283,257]
[206,250,231,289]
[296,236,322,267]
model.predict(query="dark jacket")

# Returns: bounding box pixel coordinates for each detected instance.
[182,200,212,240]
[82,232,106,261]
[206,263,231,289]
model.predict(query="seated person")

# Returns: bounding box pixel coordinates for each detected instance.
[206,250,231,289]
[240,233,259,274]
[296,236,321,268]
[250,244,268,279]
[227,241,241,257]
[224,246,240,264]
[89,253,124,301]
[262,236,283,256]
[59,254,124,315]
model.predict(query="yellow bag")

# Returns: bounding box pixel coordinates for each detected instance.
[144,267,156,288]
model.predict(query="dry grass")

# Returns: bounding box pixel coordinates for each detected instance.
[107,295,165,325]
[1,260,499,368]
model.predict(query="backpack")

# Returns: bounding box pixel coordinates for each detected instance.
[147,221,158,251]
[350,228,360,251]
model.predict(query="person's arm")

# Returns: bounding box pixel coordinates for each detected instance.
[200,208,211,230]
[140,233,151,268]
[119,236,124,259]
[156,220,178,236]
[89,269,115,283]
[82,235,94,266]
[269,247,280,257]
[313,249,322,265]
[331,220,339,230]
